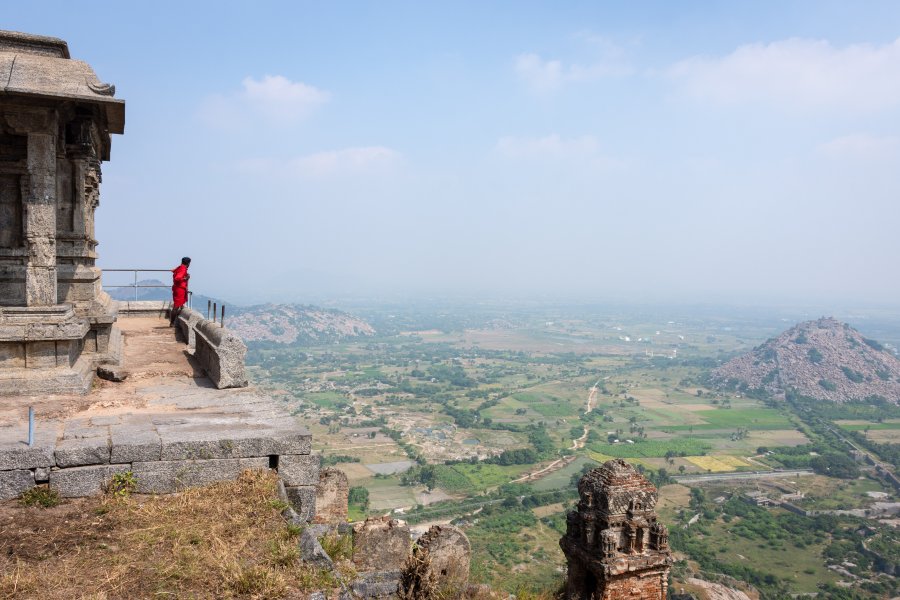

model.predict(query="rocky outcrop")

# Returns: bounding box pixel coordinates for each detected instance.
[711,317,900,403]
[228,304,374,345]
[352,516,411,572]
[400,525,471,599]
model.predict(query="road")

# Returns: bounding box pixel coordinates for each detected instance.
[673,468,813,484]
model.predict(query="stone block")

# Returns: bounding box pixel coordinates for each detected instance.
[0,469,35,501]
[157,429,311,461]
[285,485,316,522]
[25,339,57,368]
[314,467,349,524]
[0,445,54,470]
[194,320,248,389]
[176,307,202,348]
[159,434,266,461]
[96,364,128,381]
[352,517,410,572]
[0,342,25,368]
[415,525,471,590]
[34,466,50,482]
[279,454,319,487]
[110,427,161,463]
[49,464,129,498]
[130,457,269,494]
[55,436,110,467]
[273,431,312,455]
[346,570,402,599]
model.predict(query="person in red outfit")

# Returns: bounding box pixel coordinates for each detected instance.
[169,256,191,326]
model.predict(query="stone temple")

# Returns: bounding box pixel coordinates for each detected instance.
[0,31,124,394]
[560,459,673,600]
[0,31,317,525]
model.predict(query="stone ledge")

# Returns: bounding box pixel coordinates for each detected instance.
[130,457,269,494]
[0,445,54,470]
[55,436,111,467]
[157,430,312,461]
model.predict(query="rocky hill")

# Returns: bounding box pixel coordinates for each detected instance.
[228,304,375,345]
[712,317,900,403]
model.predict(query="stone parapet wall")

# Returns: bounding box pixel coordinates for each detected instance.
[175,307,247,389]
[0,425,316,521]
[115,300,171,319]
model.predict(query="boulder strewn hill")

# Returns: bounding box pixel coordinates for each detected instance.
[228,304,375,345]
[711,317,900,403]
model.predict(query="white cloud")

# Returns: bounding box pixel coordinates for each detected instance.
[816,133,900,158]
[238,146,401,178]
[515,51,631,93]
[202,75,329,126]
[496,134,600,159]
[668,37,900,111]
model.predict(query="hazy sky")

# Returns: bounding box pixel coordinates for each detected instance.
[6,2,900,305]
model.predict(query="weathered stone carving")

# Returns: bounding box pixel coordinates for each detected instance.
[560,459,673,600]
[0,30,125,394]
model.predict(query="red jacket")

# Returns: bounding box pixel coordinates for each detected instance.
[172,265,189,307]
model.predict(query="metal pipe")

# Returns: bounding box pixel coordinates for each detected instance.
[28,406,34,447]
[133,270,138,302]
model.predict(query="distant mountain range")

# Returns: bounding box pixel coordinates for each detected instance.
[227,304,375,345]
[712,317,900,403]
[106,281,375,345]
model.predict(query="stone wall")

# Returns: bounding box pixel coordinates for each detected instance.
[116,300,170,319]
[175,306,247,389]
[0,426,313,506]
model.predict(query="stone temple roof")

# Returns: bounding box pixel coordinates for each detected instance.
[0,30,124,134]
[578,458,657,497]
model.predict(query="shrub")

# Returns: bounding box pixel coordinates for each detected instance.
[19,486,61,508]
[108,471,138,498]
[319,532,353,561]
[819,380,837,392]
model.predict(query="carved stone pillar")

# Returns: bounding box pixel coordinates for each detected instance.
[24,130,57,306]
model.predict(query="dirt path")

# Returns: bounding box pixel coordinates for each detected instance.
[511,378,602,484]
[571,378,601,451]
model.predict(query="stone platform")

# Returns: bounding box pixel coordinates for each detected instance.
[0,317,317,518]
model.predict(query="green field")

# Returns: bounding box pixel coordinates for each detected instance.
[589,437,713,458]
[247,304,900,597]
[664,408,792,431]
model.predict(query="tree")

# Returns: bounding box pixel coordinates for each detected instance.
[349,486,370,510]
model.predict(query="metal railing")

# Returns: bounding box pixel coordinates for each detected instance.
[102,268,192,308]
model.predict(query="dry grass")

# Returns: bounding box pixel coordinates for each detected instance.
[0,470,339,599]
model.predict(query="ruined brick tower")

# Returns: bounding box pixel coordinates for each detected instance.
[560,459,672,600]
[0,31,124,394]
